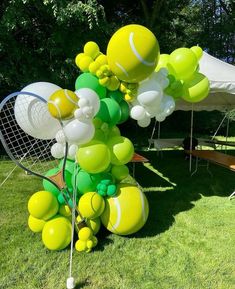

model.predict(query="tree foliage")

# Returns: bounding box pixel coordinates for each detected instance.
[0,0,234,98]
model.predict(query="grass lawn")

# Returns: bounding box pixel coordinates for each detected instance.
[0,151,234,289]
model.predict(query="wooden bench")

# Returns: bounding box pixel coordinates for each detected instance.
[186,150,235,199]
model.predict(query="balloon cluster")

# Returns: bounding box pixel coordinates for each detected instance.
[11,24,210,252]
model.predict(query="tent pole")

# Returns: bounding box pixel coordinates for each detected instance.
[148,119,157,150]
[225,111,230,153]
[158,121,161,139]
[189,104,194,173]
[212,112,227,140]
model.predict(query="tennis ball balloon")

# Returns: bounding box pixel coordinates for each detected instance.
[78,192,105,219]
[101,184,149,235]
[76,140,111,173]
[107,24,160,83]
[48,89,79,120]
[28,215,46,233]
[28,191,59,220]
[42,216,72,250]
[107,136,134,165]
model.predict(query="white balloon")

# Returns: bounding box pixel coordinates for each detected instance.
[130,105,146,120]
[51,142,65,159]
[68,144,78,160]
[14,82,61,139]
[75,88,100,117]
[55,130,66,144]
[155,113,166,122]
[138,75,162,95]
[82,106,94,118]
[64,119,95,145]
[137,117,151,128]
[161,95,175,116]
[137,90,163,107]
[74,108,85,120]
[78,98,89,108]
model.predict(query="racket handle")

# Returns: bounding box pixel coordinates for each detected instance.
[66,277,75,289]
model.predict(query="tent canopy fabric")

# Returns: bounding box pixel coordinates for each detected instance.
[175,52,235,111]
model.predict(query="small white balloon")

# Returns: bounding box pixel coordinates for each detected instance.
[82,106,94,118]
[155,113,166,122]
[161,95,175,116]
[75,88,100,117]
[51,142,65,159]
[55,130,66,144]
[68,144,78,160]
[130,105,146,120]
[64,119,95,145]
[74,108,85,120]
[78,98,89,108]
[137,117,151,128]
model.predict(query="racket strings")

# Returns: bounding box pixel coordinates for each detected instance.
[0,95,58,175]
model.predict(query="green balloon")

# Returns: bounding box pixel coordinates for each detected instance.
[108,126,121,139]
[75,73,106,99]
[72,169,102,194]
[58,159,75,175]
[182,72,209,103]
[118,100,130,124]
[76,140,111,174]
[96,98,121,126]
[92,128,106,142]
[107,136,134,165]
[108,90,124,103]
[43,168,60,197]
[111,165,129,181]
[165,75,184,100]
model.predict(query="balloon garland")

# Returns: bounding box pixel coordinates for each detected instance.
[6,24,209,253]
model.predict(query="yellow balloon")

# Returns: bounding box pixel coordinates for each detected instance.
[28,215,46,233]
[101,184,149,235]
[48,89,79,120]
[79,55,94,72]
[190,46,203,60]
[84,41,100,59]
[78,192,105,219]
[42,216,71,250]
[28,191,59,220]
[77,215,101,235]
[107,24,160,83]
[59,204,71,217]
[78,227,93,241]
[182,72,210,103]
[155,54,170,71]
[75,53,85,67]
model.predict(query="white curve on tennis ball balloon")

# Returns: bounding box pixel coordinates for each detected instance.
[129,32,156,66]
[112,197,121,230]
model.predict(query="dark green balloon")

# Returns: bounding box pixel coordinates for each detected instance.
[72,169,102,194]
[118,100,130,124]
[75,73,106,99]
[108,90,124,103]
[96,98,121,126]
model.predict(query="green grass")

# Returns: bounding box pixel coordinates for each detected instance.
[0,152,235,289]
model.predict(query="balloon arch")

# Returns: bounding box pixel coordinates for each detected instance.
[1,24,210,253]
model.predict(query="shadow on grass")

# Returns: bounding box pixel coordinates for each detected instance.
[130,150,235,238]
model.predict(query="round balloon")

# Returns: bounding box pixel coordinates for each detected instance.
[107,136,134,165]
[76,140,111,173]
[107,24,160,83]
[182,72,210,103]
[14,82,61,139]
[75,88,100,117]
[75,73,106,99]
[96,98,121,126]
[78,192,105,219]
[72,169,102,194]
[118,100,130,124]
[42,216,72,250]
[155,54,170,71]
[167,48,198,81]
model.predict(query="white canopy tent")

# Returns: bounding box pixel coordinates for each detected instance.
[176,51,235,171]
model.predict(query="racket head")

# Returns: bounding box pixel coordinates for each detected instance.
[0,91,68,188]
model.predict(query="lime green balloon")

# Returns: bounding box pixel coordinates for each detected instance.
[167,48,198,81]
[96,98,121,126]
[42,216,72,250]
[107,136,134,165]
[108,90,124,103]
[182,72,210,103]
[111,165,129,181]
[43,168,60,197]
[92,128,106,142]
[164,74,184,100]
[76,140,111,173]
[28,191,59,220]
[93,117,103,128]
[28,215,46,233]
[118,100,130,124]
[75,73,106,99]
[73,169,102,194]
[108,126,121,139]
[155,54,170,71]
[190,46,203,60]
